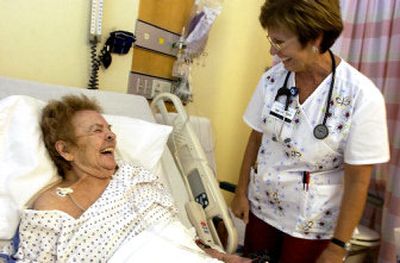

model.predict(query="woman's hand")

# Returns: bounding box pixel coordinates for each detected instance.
[316,244,346,263]
[317,164,372,263]
[231,130,262,225]
[230,193,250,224]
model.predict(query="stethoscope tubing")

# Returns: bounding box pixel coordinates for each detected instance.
[274,49,336,140]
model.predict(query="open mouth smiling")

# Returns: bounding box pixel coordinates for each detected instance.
[100,147,114,156]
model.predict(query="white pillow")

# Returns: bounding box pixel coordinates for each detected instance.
[0,95,172,239]
[0,95,58,239]
[104,115,172,171]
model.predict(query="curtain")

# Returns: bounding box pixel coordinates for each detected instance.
[332,0,400,262]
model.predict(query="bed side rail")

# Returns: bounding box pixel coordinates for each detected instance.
[150,93,238,253]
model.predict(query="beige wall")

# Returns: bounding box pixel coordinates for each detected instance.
[187,0,272,201]
[0,0,139,92]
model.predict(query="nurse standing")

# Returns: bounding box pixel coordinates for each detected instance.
[230,0,390,263]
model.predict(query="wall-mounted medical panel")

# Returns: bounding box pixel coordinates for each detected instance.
[135,20,180,57]
[128,71,173,99]
[131,0,194,91]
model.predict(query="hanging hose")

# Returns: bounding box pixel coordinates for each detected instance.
[88,42,101,89]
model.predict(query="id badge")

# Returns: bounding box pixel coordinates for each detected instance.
[269,101,296,122]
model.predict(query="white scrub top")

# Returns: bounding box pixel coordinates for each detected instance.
[243,60,390,240]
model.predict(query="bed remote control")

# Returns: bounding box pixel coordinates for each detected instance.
[185,201,214,248]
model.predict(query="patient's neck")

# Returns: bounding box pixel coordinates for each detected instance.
[62,171,80,186]
[62,170,111,188]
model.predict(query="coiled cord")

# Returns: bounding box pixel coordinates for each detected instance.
[88,42,111,89]
[88,42,101,89]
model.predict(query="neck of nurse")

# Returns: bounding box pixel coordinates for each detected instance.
[299,51,334,83]
[295,51,338,103]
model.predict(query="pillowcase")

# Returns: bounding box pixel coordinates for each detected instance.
[0,95,58,239]
[104,115,172,171]
[0,95,172,240]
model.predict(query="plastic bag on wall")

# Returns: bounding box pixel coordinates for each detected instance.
[184,0,222,59]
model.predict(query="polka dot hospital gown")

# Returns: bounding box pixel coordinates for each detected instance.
[8,162,178,262]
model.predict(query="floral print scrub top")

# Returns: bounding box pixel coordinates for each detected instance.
[7,162,177,262]
[243,60,389,240]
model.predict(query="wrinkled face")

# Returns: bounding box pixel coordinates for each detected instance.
[68,110,117,178]
[266,27,316,72]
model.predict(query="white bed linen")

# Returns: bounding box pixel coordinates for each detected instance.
[109,220,222,262]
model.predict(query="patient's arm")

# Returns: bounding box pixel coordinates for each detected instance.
[196,240,252,263]
[202,248,252,263]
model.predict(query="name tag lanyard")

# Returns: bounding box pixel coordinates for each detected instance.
[272,49,336,140]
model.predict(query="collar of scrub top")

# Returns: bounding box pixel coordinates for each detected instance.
[274,49,336,140]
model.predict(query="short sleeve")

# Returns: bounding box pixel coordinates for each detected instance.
[243,75,266,132]
[344,84,390,164]
[14,211,62,262]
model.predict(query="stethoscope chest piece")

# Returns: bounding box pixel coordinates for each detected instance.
[289,86,298,96]
[313,124,329,140]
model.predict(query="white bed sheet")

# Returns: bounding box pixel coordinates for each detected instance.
[109,220,222,262]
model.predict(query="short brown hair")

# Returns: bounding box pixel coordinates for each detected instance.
[40,94,102,178]
[259,0,343,53]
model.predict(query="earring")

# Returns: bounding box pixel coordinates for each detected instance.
[312,46,319,53]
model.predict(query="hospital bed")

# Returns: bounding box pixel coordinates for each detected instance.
[0,76,238,257]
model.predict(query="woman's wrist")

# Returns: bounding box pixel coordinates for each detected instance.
[326,242,348,257]
[234,188,248,197]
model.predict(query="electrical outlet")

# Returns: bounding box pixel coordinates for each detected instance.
[152,79,172,97]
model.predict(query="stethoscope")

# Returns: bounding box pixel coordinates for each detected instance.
[274,49,336,140]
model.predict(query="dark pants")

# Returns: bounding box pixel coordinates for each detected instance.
[243,212,330,263]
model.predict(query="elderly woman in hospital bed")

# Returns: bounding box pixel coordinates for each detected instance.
[0,94,249,263]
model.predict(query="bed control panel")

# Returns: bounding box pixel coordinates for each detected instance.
[188,168,209,208]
